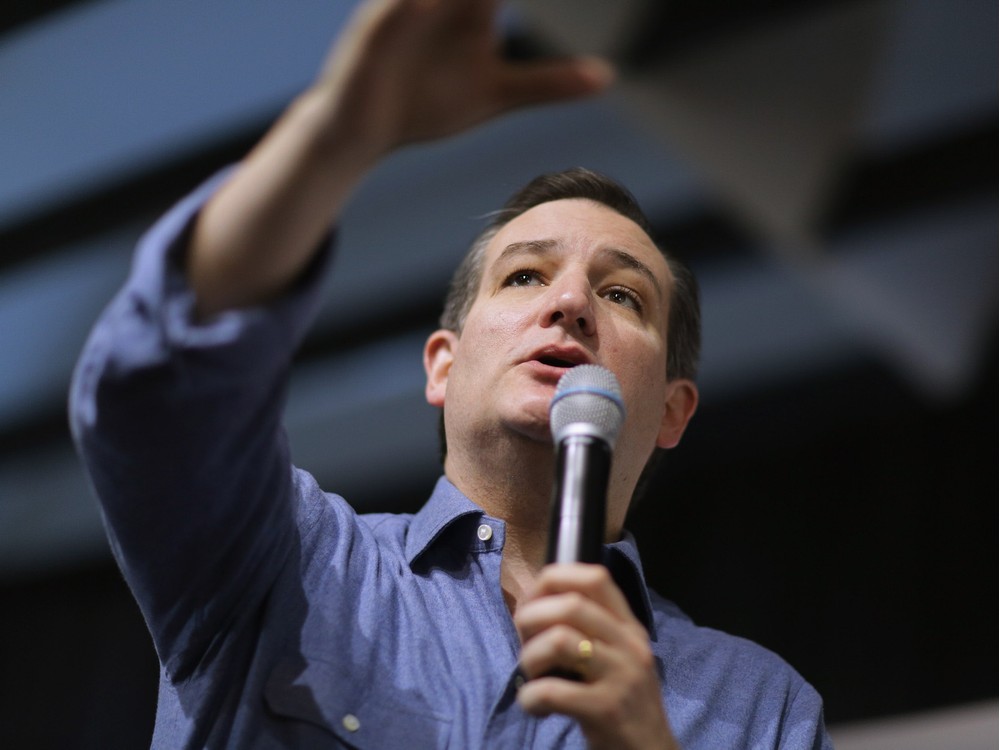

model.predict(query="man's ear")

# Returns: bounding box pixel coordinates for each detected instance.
[424,329,458,407]
[656,378,699,449]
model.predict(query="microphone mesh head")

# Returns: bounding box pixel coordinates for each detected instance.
[550,365,626,447]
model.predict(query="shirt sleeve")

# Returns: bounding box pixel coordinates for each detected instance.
[69,167,334,679]
[780,679,834,750]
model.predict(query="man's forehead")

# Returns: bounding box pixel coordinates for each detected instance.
[484,198,672,286]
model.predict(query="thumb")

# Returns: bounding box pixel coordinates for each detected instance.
[494,56,615,111]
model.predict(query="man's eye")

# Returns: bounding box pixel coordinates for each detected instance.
[605,287,641,311]
[506,270,542,287]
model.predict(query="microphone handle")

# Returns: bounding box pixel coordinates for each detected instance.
[546,434,610,565]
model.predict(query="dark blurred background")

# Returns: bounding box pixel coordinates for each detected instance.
[0,1,995,747]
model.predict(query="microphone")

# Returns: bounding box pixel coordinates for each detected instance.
[545,365,626,565]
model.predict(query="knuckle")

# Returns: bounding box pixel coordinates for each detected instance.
[635,646,655,671]
[554,625,579,652]
[563,591,588,617]
[581,563,608,587]
[594,695,626,726]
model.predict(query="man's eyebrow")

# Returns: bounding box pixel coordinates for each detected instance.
[494,239,558,265]
[605,248,663,302]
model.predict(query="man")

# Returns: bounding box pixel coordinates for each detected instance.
[71,0,831,747]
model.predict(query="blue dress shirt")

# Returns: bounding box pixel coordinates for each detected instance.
[70,170,832,749]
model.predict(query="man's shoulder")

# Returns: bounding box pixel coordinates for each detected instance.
[648,589,831,748]
[647,587,808,692]
[289,465,416,542]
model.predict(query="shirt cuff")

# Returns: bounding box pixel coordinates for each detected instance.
[127,164,334,356]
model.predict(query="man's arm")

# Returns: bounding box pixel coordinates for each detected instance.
[71,0,610,683]
[188,0,611,317]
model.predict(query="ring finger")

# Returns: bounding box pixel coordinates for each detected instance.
[520,625,603,683]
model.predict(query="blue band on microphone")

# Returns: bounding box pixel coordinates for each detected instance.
[550,386,625,412]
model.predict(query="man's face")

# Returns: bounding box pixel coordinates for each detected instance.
[427,198,683,477]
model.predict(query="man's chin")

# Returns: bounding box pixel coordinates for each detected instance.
[495,380,559,443]
[503,412,554,447]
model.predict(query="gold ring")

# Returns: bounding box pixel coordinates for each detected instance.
[577,638,594,675]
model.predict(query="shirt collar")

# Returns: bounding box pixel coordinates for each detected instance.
[405,476,484,565]
[603,531,657,638]
[406,475,656,635]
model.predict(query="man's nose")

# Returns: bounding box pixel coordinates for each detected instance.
[539,274,596,336]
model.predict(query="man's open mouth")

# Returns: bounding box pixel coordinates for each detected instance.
[536,356,579,368]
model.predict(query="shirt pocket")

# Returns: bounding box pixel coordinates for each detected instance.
[264,655,453,748]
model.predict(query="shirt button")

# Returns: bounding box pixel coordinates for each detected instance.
[342,713,360,732]
[477,523,493,541]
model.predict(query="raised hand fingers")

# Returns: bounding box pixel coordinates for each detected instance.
[320,0,612,150]
[494,56,614,111]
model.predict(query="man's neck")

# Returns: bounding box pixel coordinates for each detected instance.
[444,438,554,608]
[446,438,552,542]
[443,437,629,613]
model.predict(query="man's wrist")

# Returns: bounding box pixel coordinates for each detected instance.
[289,85,391,174]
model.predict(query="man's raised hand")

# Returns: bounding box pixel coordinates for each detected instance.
[316,0,614,158]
